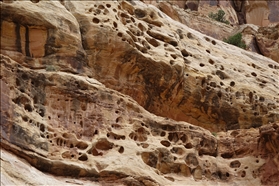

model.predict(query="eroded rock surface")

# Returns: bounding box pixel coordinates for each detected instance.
[144,1,279,62]
[1,54,279,185]
[1,1,279,132]
[0,1,86,73]
[256,24,279,63]
[66,1,279,131]
[150,0,279,26]
[1,0,279,186]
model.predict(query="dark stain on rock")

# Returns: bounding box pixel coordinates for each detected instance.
[220,102,240,130]
[10,122,48,151]
[44,29,56,56]
[15,23,22,53]
[25,25,30,57]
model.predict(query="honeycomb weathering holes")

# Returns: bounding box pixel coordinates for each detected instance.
[141,152,158,168]
[168,132,179,142]
[113,21,117,28]
[91,148,102,156]
[251,72,257,77]
[22,116,28,122]
[39,124,45,132]
[118,146,124,153]
[209,59,214,65]
[216,70,229,80]
[181,49,189,57]
[116,117,123,123]
[92,17,100,24]
[221,152,234,159]
[98,5,105,9]
[131,17,135,22]
[171,54,177,59]
[160,131,166,136]
[24,104,33,112]
[187,32,194,39]
[241,171,246,177]
[171,147,184,155]
[161,140,171,147]
[117,32,123,37]
[78,154,88,161]
[134,8,146,18]
[205,37,210,41]
[230,160,241,168]
[76,141,88,150]
[146,38,160,47]
[120,12,130,19]
[185,153,198,167]
[138,23,146,32]
[185,143,193,149]
[95,138,113,150]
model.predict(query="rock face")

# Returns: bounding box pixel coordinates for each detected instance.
[1,0,279,135]
[239,0,279,26]
[232,23,279,63]
[70,1,279,131]
[143,0,237,41]
[155,0,279,26]
[256,24,279,63]
[1,54,279,185]
[144,1,279,62]
[0,1,86,73]
[1,0,279,186]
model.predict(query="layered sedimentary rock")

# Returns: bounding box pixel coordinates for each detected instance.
[144,0,279,26]
[1,1,279,132]
[240,0,279,26]
[256,24,279,63]
[1,0,279,185]
[1,54,279,185]
[143,0,236,40]
[228,23,279,63]
[67,1,279,131]
[0,1,87,73]
[144,0,279,62]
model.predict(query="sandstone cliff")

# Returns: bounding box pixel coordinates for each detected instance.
[1,0,279,186]
[143,0,279,62]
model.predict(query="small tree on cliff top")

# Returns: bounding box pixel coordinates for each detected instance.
[224,33,246,49]
[209,10,230,25]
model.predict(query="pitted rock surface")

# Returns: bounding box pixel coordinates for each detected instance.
[2,54,278,185]
[1,0,279,186]
[1,1,279,131]
[144,1,279,62]
[256,24,279,63]
[146,0,279,26]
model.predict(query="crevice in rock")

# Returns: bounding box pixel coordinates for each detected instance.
[230,0,246,24]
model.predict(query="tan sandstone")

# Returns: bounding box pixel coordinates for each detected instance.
[1,0,279,185]
[144,1,279,62]
[1,54,278,185]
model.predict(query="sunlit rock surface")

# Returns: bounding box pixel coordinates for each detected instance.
[1,0,279,186]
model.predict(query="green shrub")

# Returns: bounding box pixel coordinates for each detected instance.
[45,65,57,71]
[224,33,246,49]
[212,132,217,137]
[209,10,230,25]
